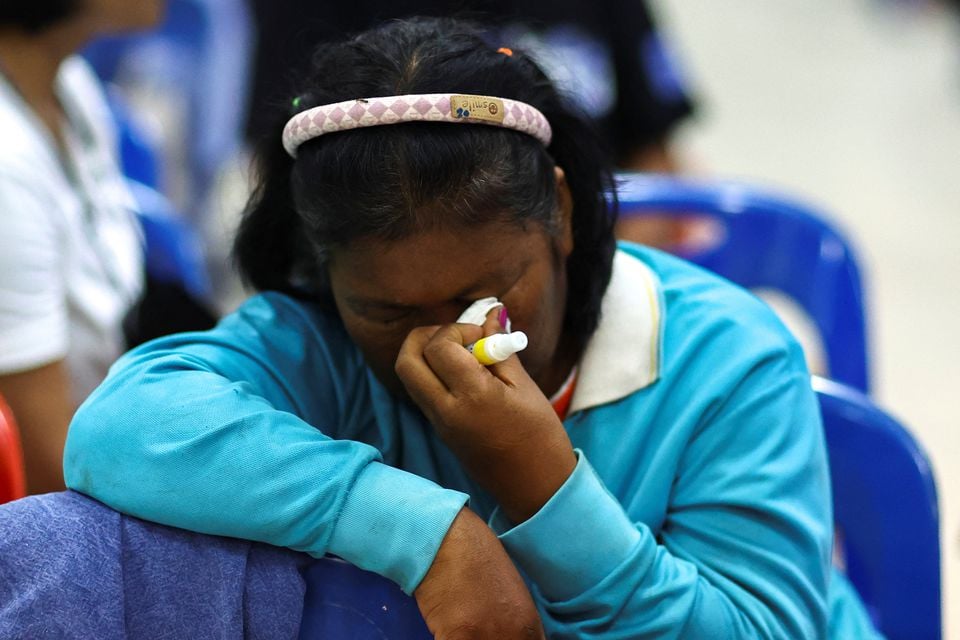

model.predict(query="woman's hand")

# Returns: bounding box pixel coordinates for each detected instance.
[415,507,544,639]
[395,313,576,524]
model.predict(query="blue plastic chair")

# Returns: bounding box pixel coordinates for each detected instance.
[814,375,941,640]
[104,86,162,190]
[101,88,212,301]
[127,179,212,301]
[299,556,431,639]
[615,174,871,392]
[83,0,253,218]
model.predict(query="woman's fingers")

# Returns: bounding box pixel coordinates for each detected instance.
[421,324,490,396]
[396,323,487,406]
[395,325,450,402]
[480,305,504,337]
[479,307,529,387]
[395,315,576,525]
[397,308,529,398]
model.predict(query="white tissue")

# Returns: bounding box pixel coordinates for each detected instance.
[456,297,503,326]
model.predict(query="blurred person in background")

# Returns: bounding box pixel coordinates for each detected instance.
[0,0,165,494]
[247,0,697,249]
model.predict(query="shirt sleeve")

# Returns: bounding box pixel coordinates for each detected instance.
[490,451,643,598]
[491,349,833,639]
[0,173,68,373]
[63,295,469,594]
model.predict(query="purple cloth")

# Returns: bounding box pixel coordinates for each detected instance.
[0,491,309,639]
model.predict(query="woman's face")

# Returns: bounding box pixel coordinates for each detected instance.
[327,195,574,399]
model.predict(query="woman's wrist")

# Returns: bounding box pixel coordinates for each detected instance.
[484,441,578,525]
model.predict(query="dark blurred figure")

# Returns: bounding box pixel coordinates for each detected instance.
[0,0,164,494]
[247,0,695,175]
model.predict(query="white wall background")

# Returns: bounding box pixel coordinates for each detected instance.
[649,0,960,635]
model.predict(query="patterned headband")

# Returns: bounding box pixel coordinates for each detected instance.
[282,93,553,157]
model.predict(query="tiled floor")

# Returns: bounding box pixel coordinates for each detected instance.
[651,0,960,635]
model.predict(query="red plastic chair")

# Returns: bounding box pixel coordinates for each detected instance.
[0,394,27,504]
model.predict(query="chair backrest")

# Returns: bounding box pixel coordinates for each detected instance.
[299,556,431,639]
[105,87,162,190]
[616,174,870,392]
[100,80,213,303]
[126,179,212,302]
[83,0,253,218]
[813,376,941,640]
[0,394,27,504]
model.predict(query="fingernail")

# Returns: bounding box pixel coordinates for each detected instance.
[497,306,509,328]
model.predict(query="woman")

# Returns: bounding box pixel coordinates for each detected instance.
[65,17,880,638]
[0,0,164,493]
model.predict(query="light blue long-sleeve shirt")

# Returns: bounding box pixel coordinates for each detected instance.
[64,244,880,638]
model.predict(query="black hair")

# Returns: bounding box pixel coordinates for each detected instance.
[0,0,81,32]
[235,16,618,355]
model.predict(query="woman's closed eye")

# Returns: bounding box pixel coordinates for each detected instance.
[358,305,416,326]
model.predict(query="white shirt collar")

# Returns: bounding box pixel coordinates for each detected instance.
[569,249,664,414]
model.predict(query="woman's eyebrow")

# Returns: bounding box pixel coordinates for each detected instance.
[345,258,531,311]
[343,297,415,312]
[450,258,531,300]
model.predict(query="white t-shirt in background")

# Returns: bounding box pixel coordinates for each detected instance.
[0,56,143,403]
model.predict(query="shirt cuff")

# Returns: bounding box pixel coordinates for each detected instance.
[490,450,642,602]
[326,461,470,595]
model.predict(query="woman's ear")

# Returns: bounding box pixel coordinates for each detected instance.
[554,166,574,258]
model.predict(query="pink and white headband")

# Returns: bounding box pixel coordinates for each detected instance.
[282,93,552,157]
